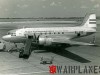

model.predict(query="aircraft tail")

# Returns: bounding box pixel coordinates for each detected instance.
[81,14,97,29]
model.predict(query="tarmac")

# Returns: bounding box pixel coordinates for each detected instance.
[0,20,99,75]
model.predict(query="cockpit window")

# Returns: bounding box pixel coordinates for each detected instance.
[11,33,16,36]
[7,32,16,36]
[7,32,10,35]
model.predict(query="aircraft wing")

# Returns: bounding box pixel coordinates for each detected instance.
[52,38,95,46]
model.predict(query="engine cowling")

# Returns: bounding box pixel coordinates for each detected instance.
[39,37,53,46]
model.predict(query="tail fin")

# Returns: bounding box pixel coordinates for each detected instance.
[81,14,96,29]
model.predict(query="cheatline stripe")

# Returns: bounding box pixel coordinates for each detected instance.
[89,22,96,24]
[89,19,96,21]
[89,21,96,22]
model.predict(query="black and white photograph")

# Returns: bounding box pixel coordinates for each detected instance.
[0,0,100,75]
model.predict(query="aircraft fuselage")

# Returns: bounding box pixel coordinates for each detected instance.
[2,26,96,43]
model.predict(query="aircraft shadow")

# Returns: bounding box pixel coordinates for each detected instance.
[34,50,50,53]
[35,47,91,63]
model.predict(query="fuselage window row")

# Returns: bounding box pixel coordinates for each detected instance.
[25,31,65,35]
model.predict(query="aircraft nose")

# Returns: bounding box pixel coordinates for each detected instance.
[2,36,7,40]
[2,35,11,41]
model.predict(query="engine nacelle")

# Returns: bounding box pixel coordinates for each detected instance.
[39,37,53,46]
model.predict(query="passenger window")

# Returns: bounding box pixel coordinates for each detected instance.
[58,32,60,34]
[7,32,10,35]
[62,32,64,34]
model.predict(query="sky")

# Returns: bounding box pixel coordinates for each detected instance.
[0,0,100,18]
